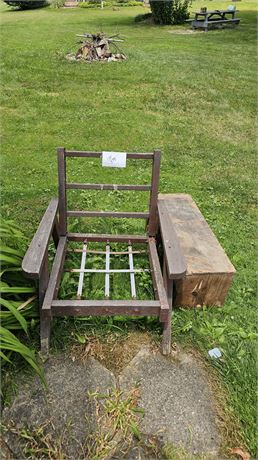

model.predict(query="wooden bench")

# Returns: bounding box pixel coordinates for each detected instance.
[158,194,235,308]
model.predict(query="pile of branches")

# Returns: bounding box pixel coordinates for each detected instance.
[66,32,126,62]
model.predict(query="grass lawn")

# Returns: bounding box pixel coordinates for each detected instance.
[1,0,257,455]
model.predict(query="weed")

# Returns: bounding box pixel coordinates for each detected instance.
[85,386,144,459]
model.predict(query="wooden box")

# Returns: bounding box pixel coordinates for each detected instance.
[158,194,236,307]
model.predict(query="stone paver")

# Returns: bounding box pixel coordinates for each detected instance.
[119,347,221,456]
[2,355,116,459]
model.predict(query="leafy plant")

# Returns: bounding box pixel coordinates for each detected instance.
[50,0,65,7]
[78,0,143,7]
[3,0,49,9]
[0,221,44,382]
[149,0,191,25]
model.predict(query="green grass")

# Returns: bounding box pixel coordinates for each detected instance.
[1,0,257,455]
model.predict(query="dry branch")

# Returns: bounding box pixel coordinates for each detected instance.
[66,32,126,62]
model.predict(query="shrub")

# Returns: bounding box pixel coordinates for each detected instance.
[79,0,112,7]
[3,0,49,9]
[0,220,44,383]
[79,0,143,7]
[149,0,191,25]
[51,0,65,7]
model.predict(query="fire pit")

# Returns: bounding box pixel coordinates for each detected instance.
[66,32,126,62]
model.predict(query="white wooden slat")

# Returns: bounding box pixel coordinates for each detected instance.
[68,268,149,274]
[105,244,110,298]
[128,245,136,299]
[76,242,87,299]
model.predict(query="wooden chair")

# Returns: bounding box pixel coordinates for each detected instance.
[22,148,185,355]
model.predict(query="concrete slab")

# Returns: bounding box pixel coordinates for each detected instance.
[119,347,221,457]
[2,354,116,459]
[2,345,223,459]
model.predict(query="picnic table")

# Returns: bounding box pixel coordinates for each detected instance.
[187,9,240,31]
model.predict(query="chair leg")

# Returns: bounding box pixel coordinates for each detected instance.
[39,255,50,356]
[40,313,51,355]
[161,260,173,355]
[162,309,171,355]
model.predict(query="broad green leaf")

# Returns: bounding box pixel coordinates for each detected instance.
[0,245,24,257]
[0,298,28,333]
[0,350,12,363]
[0,254,21,265]
[0,284,35,294]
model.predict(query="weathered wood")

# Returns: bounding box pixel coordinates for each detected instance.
[22,198,59,278]
[41,237,67,315]
[189,9,240,30]
[161,260,172,355]
[40,313,51,355]
[67,211,149,219]
[27,147,170,352]
[67,248,147,255]
[158,194,236,307]
[148,150,161,236]
[52,217,60,249]
[65,151,154,159]
[148,237,169,322]
[158,199,187,280]
[66,183,151,191]
[57,147,67,236]
[51,300,160,316]
[202,18,240,23]
[192,18,240,28]
[38,252,49,308]
[68,233,148,243]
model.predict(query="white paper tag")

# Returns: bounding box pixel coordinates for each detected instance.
[102,151,127,168]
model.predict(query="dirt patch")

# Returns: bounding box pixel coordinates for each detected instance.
[70,332,157,374]
[168,29,203,35]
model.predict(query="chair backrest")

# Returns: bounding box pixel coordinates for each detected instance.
[57,148,161,238]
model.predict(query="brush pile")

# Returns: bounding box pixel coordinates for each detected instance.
[66,32,126,62]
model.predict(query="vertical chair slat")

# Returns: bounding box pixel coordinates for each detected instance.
[77,242,87,299]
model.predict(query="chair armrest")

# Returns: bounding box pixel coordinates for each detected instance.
[22,198,59,279]
[158,199,187,280]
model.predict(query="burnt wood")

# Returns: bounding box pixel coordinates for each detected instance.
[22,198,59,278]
